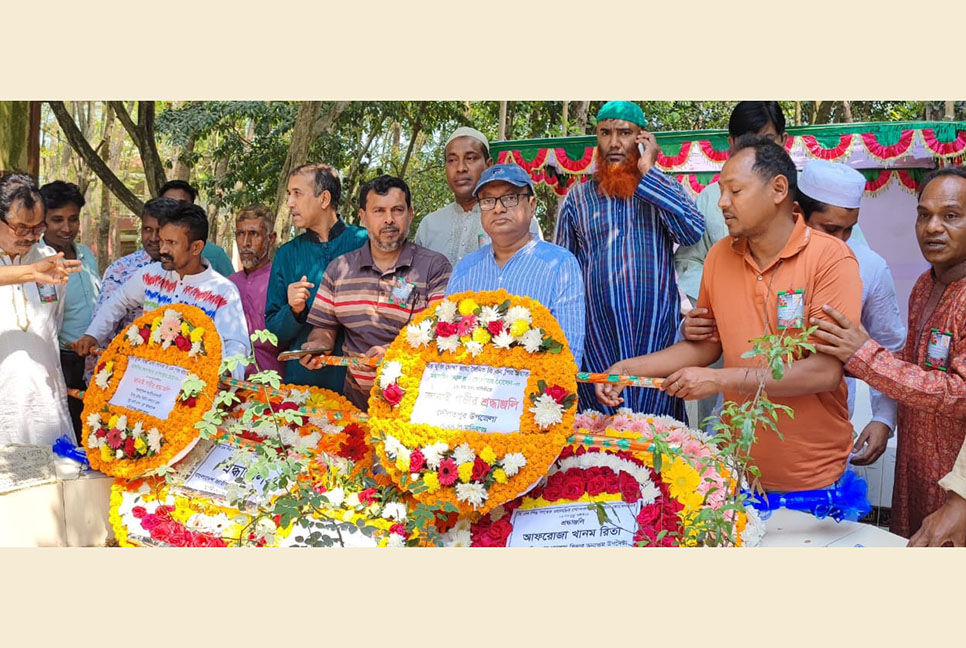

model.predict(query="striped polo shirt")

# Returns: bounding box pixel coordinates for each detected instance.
[306,240,452,409]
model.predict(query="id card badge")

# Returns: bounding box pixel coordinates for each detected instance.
[925,328,953,371]
[388,277,416,308]
[36,282,58,304]
[478,233,491,247]
[776,289,805,330]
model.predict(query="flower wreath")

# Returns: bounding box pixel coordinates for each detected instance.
[223,383,373,475]
[81,304,221,479]
[109,476,294,547]
[367,290,578,515]
[459,411,766,547]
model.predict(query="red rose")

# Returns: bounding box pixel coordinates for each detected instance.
[586,475,609,496]
[277,401,299,411]
[358,488,378,505]
[95,428,107,438]
[618,471,640,503]
[435,321,457,338]
[637,502,661,527]
[471,456,490,481]
[131,506,147,519]
[543,481,565,502]
[389,523,407,537]
[124,438,137,457]
[96,362,105,373]
[562,474,586,500]
[189,533,208,548]
[382,383,404,407]
[545,385,569,404]
[273,515,282,527]
[140,514,159,530]
[409,448,426,473]
[139,327,151,342]
[483,517,513,547]
[184,396,197,408]
[174,335,191,352]
[437,458,458,486]
[210,537,228,548]
[487,320,504,336]
[604,472,620,493]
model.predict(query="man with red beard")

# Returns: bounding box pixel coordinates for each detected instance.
[555,101,705,417]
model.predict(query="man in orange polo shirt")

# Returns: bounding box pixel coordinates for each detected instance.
[597,135,862,492]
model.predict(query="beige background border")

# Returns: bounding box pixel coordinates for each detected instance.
[3,0,965,644]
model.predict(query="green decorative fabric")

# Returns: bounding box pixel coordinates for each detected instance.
[595,101,646,128]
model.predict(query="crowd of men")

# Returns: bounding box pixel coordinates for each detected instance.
[0,101,964,546]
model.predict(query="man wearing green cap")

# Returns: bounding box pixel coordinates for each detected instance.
[555,100,705,418]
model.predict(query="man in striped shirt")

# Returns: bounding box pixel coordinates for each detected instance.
[447,163,585,366]
[301,176,451,410]
[555,101,705,417]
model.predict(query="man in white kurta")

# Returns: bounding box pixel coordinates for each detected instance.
[0,174,73,446]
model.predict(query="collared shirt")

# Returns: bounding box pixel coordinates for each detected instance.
[0,243,72,445]
[230,262,283,379]
[265,219,369,390]
[845,261,966,537]
[698,214,862,491]
[203,241,236,277]
[446,238,586,367]
[846,239,906,432]
[85,260,251,379]
[673,182,730,303]
[43,239,101,349]
[93,248,153,341]
[306,240,452,409]
[414,201,543,266]
[555,167,705,418]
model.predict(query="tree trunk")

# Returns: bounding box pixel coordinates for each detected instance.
[343,118,387,225]
[96,106,116,272]
[49,100,144,216]
[173,135,195,181]
[108,101,167,196]
[498,101,508,140]
[795,101,802,126]
[399,104,427,179]
[271,101,323,241]
[561,101,569,135]
[945,100,955,120]
[812,100,834,124]
[572,101,590,134]
[840,101,854,123]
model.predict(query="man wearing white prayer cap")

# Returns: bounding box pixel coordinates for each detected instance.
[797,159,906,468]
[414,126,542,264]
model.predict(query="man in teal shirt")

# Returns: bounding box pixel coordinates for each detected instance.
[265,163,368,390]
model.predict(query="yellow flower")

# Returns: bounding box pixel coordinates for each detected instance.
[99,444,114,462]
[395,455,410,473]
[664,458,701,501]
[422,471,440,493]
[480,445,497,465]
[457,462,474,483]
[509,320,530,338]
[151,316,162,331]
[180,322,190,336]
[108,415,119,429]
[134,437,147,454]
[458,298,479,316]
[680,491,705,513]
[472,328,492,345]
[460,335,471,344]
[189,327,205,343]
[492,468,508,484]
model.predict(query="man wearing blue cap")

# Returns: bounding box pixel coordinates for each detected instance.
[446,164,585,366]
[555,100,705,417]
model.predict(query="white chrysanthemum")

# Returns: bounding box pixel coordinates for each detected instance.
[87,432,100,448]
[492,329,515,349]
[382,502,407,522]
[505,305,531,324]
[126,325,143,346]
[94,369,111,390]
[277,426,301,447]
[344,492,361,509]
[520,328,544,353]
[478,305,501,326]
[500,452,527,477]
[406,320,433,347]
[387,533,406,548]
[379,360,403,389]
[314,420,343,436]
[529,394,564,428]
[147,428,162,453]
[324,487,346,508]
[421,442,449,470]
[383,435,408,461]
[150,326,162,344]
[189,341,201,357]
[296,432,321,449]
[115,449,125,459]
[116,415,128,431]
[131,421,144,438]
[455,482,488,508]
[436,299,458,323]
[465,341,484,357]
[255,517,277,536]
[741,506,766,547]
[86,412,101,430]
[288,388,310,405]
[453,442,475,465]
[436,335,460,354]
[447,528,472,547]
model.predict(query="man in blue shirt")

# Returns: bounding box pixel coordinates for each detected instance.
[40,180,100,441]
[447,164,585,366]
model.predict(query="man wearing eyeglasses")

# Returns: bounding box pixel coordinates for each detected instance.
[0,173,74,446]
[446,164,585,367]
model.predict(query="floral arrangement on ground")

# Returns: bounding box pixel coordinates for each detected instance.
[367,289,578,516]
[81,304,221,479]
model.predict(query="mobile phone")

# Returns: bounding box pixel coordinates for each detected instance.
[638,142,646,158]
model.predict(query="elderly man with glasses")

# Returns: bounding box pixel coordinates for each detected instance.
[446,164,586,366]
[0,173,74,446]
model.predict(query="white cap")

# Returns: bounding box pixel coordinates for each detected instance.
[798,160,866,209]
[445,126,489,155]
